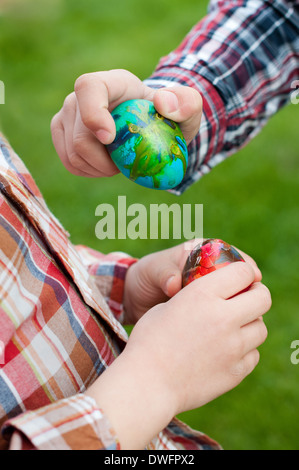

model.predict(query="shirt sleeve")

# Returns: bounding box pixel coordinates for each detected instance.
[2,394,120,450]
[144,0,299,194]
[75,245,137,324]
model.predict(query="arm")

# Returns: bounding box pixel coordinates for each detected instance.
[2,259,271,450]
[2,395,121,450]
[85,261,271,450]
[51,1,299,187]
[144,0,299,193]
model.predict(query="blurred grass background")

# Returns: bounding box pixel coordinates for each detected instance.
[0,0,298,450]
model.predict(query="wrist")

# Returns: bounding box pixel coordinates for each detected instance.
[85,338,177,449]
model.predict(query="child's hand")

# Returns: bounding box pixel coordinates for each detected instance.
[128,260,271,414]
[86,260,271,449]
[51,69,202,177]
[123,240,262,324]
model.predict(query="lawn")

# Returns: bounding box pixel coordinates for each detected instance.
[0,0,298,450]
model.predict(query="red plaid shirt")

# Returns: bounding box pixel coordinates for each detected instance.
[3,0,297,450]
[145,0,299,194]
[0,135,220,450]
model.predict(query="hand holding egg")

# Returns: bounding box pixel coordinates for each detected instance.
[107,99,188,190]
[182,239,245,287]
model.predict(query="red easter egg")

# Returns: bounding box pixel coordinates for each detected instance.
[182,239,245,287]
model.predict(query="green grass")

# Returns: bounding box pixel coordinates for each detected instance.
[1,0,299,450]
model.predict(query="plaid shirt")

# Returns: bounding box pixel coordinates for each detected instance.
[0,135,220,450]
[2,0,298,451]
[145,0,299,194]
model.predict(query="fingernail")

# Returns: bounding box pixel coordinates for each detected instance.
[96,129,112,144]
[165,275,176,297]
[160,90,179,114]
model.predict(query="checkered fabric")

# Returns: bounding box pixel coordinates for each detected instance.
[145,0,299,194]
[0,135,220,450]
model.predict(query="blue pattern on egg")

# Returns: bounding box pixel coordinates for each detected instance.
[107,99,188,190]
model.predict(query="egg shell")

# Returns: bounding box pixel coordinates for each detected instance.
[182,238,245,287]
[106,99,188,190]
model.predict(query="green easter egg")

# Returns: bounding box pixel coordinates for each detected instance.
[107,99,188,190]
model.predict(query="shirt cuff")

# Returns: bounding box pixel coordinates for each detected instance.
[2,394,120,450]
[144,66,227,194]
[75,245,137,323]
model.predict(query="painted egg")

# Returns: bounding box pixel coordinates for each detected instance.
[106,99,188,190]
[182,238,245,287]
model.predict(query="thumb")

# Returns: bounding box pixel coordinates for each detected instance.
[157,266,182,298]
[153,86,203,144]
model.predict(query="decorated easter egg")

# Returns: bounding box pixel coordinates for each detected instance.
[106,99,188,190]
[182,239,245,287]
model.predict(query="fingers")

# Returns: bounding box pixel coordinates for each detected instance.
[160,240,263,301]
[193,261,257,300]
[243,348,261,375]
[153,86,203,144]
[229,282,272,326]
[232,349,261,380]
[72,107,119,175]
[51,69,155,177]
[181,238,262,281]
[228,316,267,381]
[143,248,183,299]
[52,107,99,178]
[161,271,182,298]
[191,262,271,325]
[51,93,119,177]
[241,317,268,354]
[74,73,116,145]
[74,70,153,144]
[230,318,267,379]
[74,72,202,147]
[52,70,203,178]
[233,247,262,282]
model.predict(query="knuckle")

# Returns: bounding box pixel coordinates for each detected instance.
[235,335,245,356]
[248,349,260,373]
[253,349,261,367]
[113,68,133,78]
[105,164,120,177]
[192,282,217,304]
[190,87,203,110]
[260,285,272,311]
[259,320,268,344]
[50,113,59,132]
[230,358,247,379]
[62,92,75,112]
[236,261,255,283]
[73,135,86,156]
[231,349,260,380]
[74,73,91,93]
[183,91,202,121]
[68,151,85,171]
[81,114,97,131]
[226,334,243,361]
